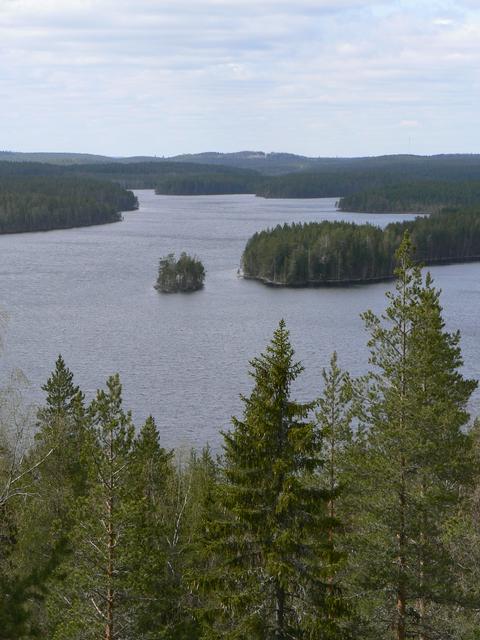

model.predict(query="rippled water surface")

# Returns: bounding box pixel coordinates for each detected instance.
[1,191,479,448]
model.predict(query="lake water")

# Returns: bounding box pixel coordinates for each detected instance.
[1,191,479,449]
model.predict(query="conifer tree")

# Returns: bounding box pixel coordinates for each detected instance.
[12,355,87,635]
[49,374,134,640]
[316,352,353,544]
[123,416,197,639]
[351,234,476,639]
[315,351,354,621]
[208,320,344,639]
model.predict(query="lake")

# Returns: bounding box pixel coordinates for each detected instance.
[1,191,479,448]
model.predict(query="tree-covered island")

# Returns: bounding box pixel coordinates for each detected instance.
[155,252,206,292]
[241,207,480,286]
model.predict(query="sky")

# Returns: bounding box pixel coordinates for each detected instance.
[0,0,479,157]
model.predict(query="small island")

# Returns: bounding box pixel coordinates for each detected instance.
[155,252,205,293]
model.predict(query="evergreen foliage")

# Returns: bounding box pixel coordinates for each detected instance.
[339,180,480,213]
[347,236,477,639]
[0,176,137,234]
[241,207,480,285]
[155,173,259,195]
[315,353,353,562]
[155,253,206,293]
[47,374,135,639]
[12,356,87,636]
[205,320,346,639]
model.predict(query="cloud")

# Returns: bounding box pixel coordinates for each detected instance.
[0,0,479,155]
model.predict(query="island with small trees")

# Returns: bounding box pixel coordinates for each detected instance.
[155,252,205,293]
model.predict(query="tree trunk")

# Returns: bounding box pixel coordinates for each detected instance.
[105,496,114,640]
[105,429,115,640]
[396,460,407,640]
[275,582,285,640]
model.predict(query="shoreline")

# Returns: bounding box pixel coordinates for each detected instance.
[242,254,480,288]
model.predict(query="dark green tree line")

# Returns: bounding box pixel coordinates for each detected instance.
[339,180,480,213]
[242,207,480,286]
[0,177,137,234]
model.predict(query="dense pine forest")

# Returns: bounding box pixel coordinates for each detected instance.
[5,156,480,201]
[154,172,258,195]
[1,237,480,639]
[339,180,480,212]
[241,207,480,285]
[0,176,138,234]
[0,160,259,193]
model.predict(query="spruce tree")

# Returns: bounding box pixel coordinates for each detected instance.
[351,234,476,639]
[12,355,87,636]
[207,320,344,639]
[123,416,197,639]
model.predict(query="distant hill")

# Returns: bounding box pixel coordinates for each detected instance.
[4,152,480,201]
[3,150,480,176]
[0,151,116,165]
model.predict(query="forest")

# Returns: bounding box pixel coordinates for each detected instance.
[6,157,480,201]
[0,176,138,234]
[339,180,480,212]
[5,150,480,176]
[0,160,259,192]
[1,237,480,639]
[155,172,258,195]
[241,206,480,285]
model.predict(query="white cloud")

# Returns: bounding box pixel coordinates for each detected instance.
[0,0,479,155]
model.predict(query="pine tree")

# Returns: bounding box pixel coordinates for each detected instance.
[316,352,353,545]
[351,234,477,639]
[442,420,480,638]
[207,320,344,639]
[48,374,134,640]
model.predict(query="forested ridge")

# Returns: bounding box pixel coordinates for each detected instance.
[339,180,480,212]
[241,207,480,285]
[1,238,480,639]
[0,160,259,193]
[0,176,138,234]
[6,157,480,200]
[4,150,480,176]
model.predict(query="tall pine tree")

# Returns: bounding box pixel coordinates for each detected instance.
[350,234,476,639]
[48,374,134,640]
